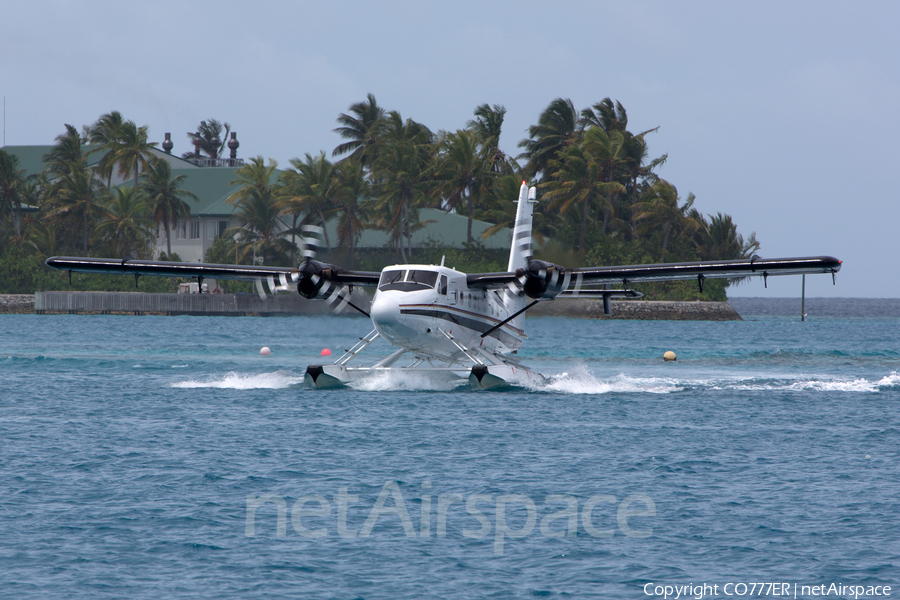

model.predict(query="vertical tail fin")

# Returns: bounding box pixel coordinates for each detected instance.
[507,182,537,272]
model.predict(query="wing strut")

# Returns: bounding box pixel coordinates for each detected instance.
[344,299,370,318]
[480,300,540,339]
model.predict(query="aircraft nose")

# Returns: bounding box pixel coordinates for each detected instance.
[371,293,414,343]
[370,293,400,325]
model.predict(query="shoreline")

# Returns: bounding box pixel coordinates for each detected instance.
[2,293,742,320]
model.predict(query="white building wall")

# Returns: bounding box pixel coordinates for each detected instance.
[154,217,231,262]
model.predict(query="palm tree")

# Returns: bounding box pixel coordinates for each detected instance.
[584,127,628,236]
[432,129,488,246]
[225,157,293,265]
[542,127,627,251]
[370,111,434,261]
[330,158,371,265]
[634,180,704,262]
[141,156,199,258]
[476,174,525,241]
[83,111,126,188]
[699,212,759,261]
[228,156,280,205]
[95,186,154,258]
[518,98,578,180]
[618,128,666,239]
[467,103,514,175]
[0,149,30,236]
[579,98,628,133]
[278,152,335,257]
[227,185,293,266]
[332,94,385,167]
[44,124,85,178]
[26,221,59,260]
[45,158,102,253]
[108,121,157,190]
[184,119,231,160]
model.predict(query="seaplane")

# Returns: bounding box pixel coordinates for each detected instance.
[46,183,841,389]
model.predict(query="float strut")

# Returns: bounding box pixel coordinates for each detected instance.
[763,272,768,288]
[698,274,705,293]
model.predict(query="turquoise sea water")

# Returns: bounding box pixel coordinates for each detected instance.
[2,302,899,598]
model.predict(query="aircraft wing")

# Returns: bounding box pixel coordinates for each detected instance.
[45,256,381,290]
[468,255,841,298]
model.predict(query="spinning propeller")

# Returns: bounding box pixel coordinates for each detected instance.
[295,225,365,316]
[508,259,571,300]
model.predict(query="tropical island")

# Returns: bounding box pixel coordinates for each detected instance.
[0,96,759,301]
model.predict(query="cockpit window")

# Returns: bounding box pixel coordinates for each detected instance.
[379,270,405,289]
[407,270,438,287]
[378,268,439,292]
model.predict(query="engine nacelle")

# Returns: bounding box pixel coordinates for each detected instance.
[516,259,567,299]
[296,259,340,300]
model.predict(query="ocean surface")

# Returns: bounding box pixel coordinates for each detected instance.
[2,298,899,599]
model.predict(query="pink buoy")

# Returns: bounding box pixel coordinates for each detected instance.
[321,348,332,356]
[260,347,271,356]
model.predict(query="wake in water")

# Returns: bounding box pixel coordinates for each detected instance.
[169,367,900,394]
[350,370,467,392]
[533,365,684,394]
[171,371,304,390]
[526,367,900,395]
[877,371,900,389]
[706,370,900,393]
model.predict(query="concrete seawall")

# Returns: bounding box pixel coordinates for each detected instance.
[529,299,742,321]
[0,295,36,314]
[2,293,740,321]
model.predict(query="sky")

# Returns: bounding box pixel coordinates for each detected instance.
[2,1,898,297]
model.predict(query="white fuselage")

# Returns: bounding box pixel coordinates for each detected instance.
[369,264,526,362]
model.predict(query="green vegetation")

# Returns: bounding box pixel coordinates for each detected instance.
[0,98,759,300]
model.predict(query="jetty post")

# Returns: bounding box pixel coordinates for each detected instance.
[801,274,806,322]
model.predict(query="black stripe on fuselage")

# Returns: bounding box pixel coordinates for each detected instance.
[399,305,521,347]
